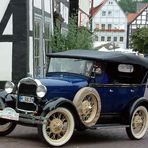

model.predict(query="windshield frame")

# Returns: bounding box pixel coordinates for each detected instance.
[46,57,94,77]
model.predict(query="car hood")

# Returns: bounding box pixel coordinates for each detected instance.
[38,74,89,100]
[39,75,88,86]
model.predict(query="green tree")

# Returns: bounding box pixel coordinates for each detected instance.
[118,0,137,13]
[50,16,93,52]
[130,27,148,54]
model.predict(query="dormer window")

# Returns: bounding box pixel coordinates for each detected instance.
[109,0,113,4]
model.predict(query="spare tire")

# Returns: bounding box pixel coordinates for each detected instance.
[73,87,101,127]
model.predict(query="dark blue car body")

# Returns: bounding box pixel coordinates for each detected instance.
[1,50,148,147]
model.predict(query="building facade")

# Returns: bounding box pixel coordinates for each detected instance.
[127,4,148,48]
[0,0,69,88]
[90,0,127,49]
[69,0,91,27]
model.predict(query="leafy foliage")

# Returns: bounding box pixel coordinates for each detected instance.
[130,27,148,53]
[50,16,93,52]
[118,0,137,13]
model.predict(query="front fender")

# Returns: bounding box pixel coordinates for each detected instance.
[43,97,86,130]
[122,97,148,124]
[0,89,16,108]
[43,97,73,111]
[0,89,15,101]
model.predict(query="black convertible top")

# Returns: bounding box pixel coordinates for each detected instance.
[47,49,148,69]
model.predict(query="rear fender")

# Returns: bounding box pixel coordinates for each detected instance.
[122,97,148,124]
[43,97,86,130]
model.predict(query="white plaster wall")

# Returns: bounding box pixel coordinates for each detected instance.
[29,0,33,31]
[34,0,42,9]
[29,37,34,76]
[0,0,10,22]
[79,0,90,15]
[0,43,12,81]
[44,0,51,13]
[3,14,13,35]
[60,2,69,24]
[93,0,102,7]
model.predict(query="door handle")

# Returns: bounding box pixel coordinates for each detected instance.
[109,89,114,93]
[130,89,135,93]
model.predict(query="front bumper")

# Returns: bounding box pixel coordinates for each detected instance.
[0,107,45,125]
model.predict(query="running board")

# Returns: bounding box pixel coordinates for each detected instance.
[90,124,129,130]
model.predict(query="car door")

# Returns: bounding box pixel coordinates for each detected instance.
[93,84,117,113]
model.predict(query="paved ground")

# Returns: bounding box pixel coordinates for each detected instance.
[0,125,148,148]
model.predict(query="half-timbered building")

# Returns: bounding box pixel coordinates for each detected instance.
[0,0,69,88]
[127,3,148,48]
[90,0,127,49]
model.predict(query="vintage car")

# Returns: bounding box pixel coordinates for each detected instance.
[0,49,148,147]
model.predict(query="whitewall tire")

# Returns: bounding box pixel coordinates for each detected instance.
[126,106,148,140]
[73,87,101,127]
[38,107,75,147]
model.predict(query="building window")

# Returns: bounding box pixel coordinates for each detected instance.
[120,37,124,42]
[95,24,99,29]
[109,1,113,4]
[108,24,112,30]
[101,36,105,41]
[54,0,60,13]
[108,11,112,16]
[45,23,51,54]
[95,36,99,41]
[34,21,41,77]
[114,37,117,41]
[107,37,111,41]
[146,13,148,21]
[101,24,105,29]
[102,11,106,16]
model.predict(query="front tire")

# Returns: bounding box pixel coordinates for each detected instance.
[126,106,148,140]
[38,107,75,147]
[0,121,16,136]
[0,97,16,136]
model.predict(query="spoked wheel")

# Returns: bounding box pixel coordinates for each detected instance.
[73,87,101,127]
[0,98,16,136]
[38,107,75,147]
[126,106,148,140]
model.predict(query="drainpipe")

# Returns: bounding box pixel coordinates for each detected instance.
[90,0,94,32]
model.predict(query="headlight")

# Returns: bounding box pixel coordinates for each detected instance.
[36,85,47,98]
[5,81,15,94]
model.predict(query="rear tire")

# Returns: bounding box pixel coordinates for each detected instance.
[126,106,148,140]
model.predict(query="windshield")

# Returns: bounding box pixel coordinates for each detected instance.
[47,58,93,77]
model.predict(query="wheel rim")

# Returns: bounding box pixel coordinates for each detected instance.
[79,94,98,123]
[131,106,148,138]
[42,108,74,146]
[0,122,12,132]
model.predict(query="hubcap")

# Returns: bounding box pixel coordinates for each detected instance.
[80,94,97,122]
[46,112,68,140]
[50,119,63,134]
[133,111,145,134]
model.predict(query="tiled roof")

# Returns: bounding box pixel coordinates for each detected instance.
[90,0,107,18]
[128,3,148,24]
[127,13,137,24]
